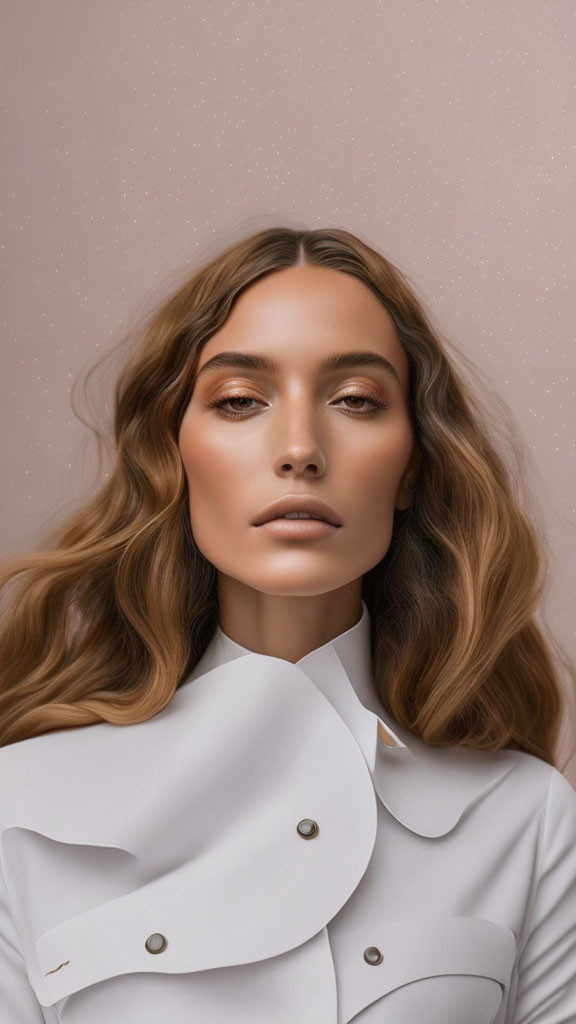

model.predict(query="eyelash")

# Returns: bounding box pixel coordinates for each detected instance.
[207,392,390,419]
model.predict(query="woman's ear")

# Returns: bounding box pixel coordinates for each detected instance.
[394,445,422,511]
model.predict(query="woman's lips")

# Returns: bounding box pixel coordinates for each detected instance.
[253,518,340,539]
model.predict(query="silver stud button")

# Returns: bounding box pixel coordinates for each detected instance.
[145,932,168,954]
[296,818,319,839]
[363,945,383,965]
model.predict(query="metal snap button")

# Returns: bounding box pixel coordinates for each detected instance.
[296,818,319,839]
[363,945,383,965]
[145,932,168,954]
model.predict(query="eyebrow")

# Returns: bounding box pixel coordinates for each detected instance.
[194,350,402,386]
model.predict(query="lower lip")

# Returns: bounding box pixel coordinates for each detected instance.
[254,518,340,538]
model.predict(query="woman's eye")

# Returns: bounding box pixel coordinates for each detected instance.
[338,394,389,414]
[208,395,263,417]
[207,393,389,419]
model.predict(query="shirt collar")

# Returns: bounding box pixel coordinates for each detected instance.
[197,599,517,839]
[205,598,408,753]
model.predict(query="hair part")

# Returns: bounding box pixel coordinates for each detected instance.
[1,225,574,769]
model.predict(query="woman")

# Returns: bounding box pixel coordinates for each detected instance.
[0,226,575,1023]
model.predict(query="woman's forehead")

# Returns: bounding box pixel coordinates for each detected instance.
[197,267,409,389]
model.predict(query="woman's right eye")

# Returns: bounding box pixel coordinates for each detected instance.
[207,395,262,418]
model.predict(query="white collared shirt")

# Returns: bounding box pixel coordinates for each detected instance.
[0,600,575,1023]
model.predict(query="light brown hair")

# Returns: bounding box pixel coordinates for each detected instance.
[1,226,574,767]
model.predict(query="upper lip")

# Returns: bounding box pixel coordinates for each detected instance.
[252,495,342,527]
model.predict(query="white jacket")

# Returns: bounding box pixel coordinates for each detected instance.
[1,599,575,1023]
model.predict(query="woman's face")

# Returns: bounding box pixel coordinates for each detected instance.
[178,265,420,599]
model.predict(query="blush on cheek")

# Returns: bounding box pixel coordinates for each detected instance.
[371,427,414,475]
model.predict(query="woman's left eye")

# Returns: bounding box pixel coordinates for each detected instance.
[207,393,389,418]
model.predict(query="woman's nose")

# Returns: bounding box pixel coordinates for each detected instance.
[272,405,327,475]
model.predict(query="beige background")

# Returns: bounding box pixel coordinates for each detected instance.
[2,1,575,779]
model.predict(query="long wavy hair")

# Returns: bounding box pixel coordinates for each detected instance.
[1,225,574,767]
